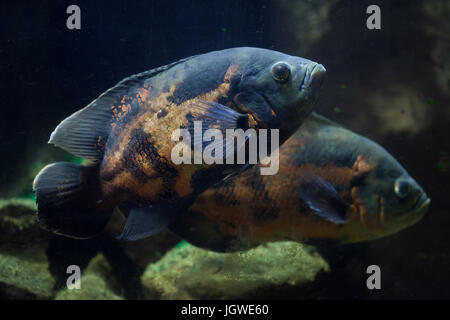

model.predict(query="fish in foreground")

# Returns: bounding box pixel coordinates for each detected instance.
[33,47,326,241]
[170,113,431,251]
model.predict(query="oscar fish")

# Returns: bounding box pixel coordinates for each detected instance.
[33,47,326,241]
[171,112,430,251]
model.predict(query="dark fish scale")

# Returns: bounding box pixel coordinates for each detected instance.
[240,174,279,224]
[121,128,178,200]
[213,186,239,206]
[168,57,231,105]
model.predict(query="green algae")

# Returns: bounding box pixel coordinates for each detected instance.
[55,254,124,300]
[141,242,329,299]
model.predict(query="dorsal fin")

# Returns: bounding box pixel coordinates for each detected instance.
[49,55,198,161]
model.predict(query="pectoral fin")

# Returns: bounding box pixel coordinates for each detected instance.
[187,100,253,161]
[297,172,349,224]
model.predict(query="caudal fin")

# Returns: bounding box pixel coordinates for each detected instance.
[33,162,111,239]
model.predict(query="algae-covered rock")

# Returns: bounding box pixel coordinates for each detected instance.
[0,199,329,300]
[0,198,40,241]
[0,250,55,299]
[55,254,124,300]
[0,198,176,300]
[141,241,329,299]
[0,198,55,299]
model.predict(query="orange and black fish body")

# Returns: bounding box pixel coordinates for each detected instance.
[171,113,430,252]
[33,47,326,241]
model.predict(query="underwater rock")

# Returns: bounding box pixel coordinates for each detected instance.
[0,251,55,300]
[0,198,329,300]
[421,0,450,100]
[55,254,124,300]
[275,0,448,140]
[0,198,55,299]
[0,198,40,241]
[0,199,125,300]
[0,198,179,299]
[141,241,329,299]
[275,0,338,55]
[362,83,432,136]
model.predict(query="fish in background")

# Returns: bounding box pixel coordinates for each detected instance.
[170,112,431,252]
[33,47,326,241]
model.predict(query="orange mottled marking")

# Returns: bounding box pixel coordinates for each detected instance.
[136,87,151,102]
[247,113,258,129]
[352,154,373,176]
[224,64,240,83]
[173,165,197,197]
[101,64,241,201]
[189,155,382,246]
[351,186,383,232]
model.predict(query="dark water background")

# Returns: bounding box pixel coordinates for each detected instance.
[0,0,449,299]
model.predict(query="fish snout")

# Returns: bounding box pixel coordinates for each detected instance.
[411,190,430,215]
[301,63,326,90]
[395,177,429,211]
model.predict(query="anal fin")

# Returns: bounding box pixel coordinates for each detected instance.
[117,203,178,241]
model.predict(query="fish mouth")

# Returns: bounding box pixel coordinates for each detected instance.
[399,195,430,230]
[411,194,431,215]
[300,63,326,90]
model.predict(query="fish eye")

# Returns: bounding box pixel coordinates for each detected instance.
[271,62,291,83]
[394,179,411,198]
